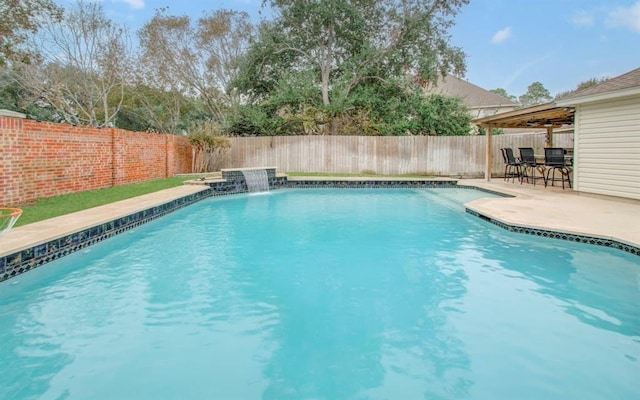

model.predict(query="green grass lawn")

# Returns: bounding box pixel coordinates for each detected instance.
[10,172,436,227]
[13,177,193,227]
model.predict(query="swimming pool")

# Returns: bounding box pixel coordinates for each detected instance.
[1,188,638,399]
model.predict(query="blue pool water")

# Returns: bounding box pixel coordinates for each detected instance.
[0,188,638,399]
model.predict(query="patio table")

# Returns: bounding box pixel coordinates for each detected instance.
[535,154,573,166]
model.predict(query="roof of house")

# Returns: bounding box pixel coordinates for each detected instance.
[425,75,518,108]
[556,67,640,102]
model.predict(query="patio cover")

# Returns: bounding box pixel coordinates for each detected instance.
[472,102,575,181]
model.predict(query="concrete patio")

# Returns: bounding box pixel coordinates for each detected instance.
[463,179,640,249]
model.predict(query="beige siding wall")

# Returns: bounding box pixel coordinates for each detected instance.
[574,95,640,200]
[219,132,572,177]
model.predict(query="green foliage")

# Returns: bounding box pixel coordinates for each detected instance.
[231,0,470,136]
[231,21,304,101]
[187,121,232,172]
[412,94,472,136]
[225,81,471,136]
[4,0,473,136]
[0,71,23,110]
[490,88,517,102]
[333,81,471,136]
[327,108,380,136]
[0,67,66,122]
[518,82,552,108]
[117,85,209,133]
[555,77,609,99]
[476,127,504,136]
[226,105,271,136]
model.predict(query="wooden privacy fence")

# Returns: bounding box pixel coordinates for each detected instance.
[218,132,573,177]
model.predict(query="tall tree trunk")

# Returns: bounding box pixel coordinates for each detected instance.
[321,66,330,107]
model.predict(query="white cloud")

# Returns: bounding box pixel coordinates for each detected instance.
[571,10,595,27]
[111,0,145,10]
[491,27,512,44]
[606,1,640,33]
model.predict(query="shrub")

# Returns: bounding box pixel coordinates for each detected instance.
[187,121,232,172]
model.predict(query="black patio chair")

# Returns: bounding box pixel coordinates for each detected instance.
[501,148,523,183]
[544,147,572,189]
[518,147,545,186]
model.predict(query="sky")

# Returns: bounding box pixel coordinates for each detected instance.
[59,0,640,98]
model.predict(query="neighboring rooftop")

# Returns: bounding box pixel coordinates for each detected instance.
[557,67,640,101]
[425,75,518,109]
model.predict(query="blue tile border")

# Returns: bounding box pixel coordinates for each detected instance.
[465,209,640,256]
[2,177,637,283]
[283,179,458,189]
[0,188,213,282]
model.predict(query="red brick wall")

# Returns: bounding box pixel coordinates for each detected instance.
[0,116,193,206]
[167,134,193,176]
[112,129,168,185]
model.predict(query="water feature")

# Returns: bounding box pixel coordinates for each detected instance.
[242,169,270,192]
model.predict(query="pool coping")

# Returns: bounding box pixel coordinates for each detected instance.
[1,178,639,282]
[0,185,213,281]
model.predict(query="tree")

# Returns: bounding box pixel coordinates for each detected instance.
[476,126,504,136]
[0,66,60,121]
[518,82,552,108]
[233,0,470,135]
[15,0,132,127]
[137,9,255,125]
[237,0,468,105]
[555,77,609,99]
[116,84,207,133]
[490,88,516,102]
[187,121,232,172]
[0,0,62,65]
[413,94,472,136]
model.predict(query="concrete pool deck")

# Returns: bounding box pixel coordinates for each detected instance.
[1,178,639,260]
[462,179,640,249]
[0,185,211,257]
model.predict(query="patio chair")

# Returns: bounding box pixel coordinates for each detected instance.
[518,147,545,186]
[500,148,523,183]
[544,147,572,189]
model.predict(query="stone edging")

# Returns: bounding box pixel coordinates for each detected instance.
[465,209,639,256]
[0,189,212,282]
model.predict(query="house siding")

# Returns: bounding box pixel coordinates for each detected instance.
[575,95,640,199]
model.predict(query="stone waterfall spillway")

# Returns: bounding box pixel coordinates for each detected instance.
[242,169,270,193]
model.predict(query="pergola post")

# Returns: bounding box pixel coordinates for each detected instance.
[545,126,553,148]
[485,124,492,181]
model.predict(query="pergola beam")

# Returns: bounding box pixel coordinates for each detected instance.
[472,102,574,129]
